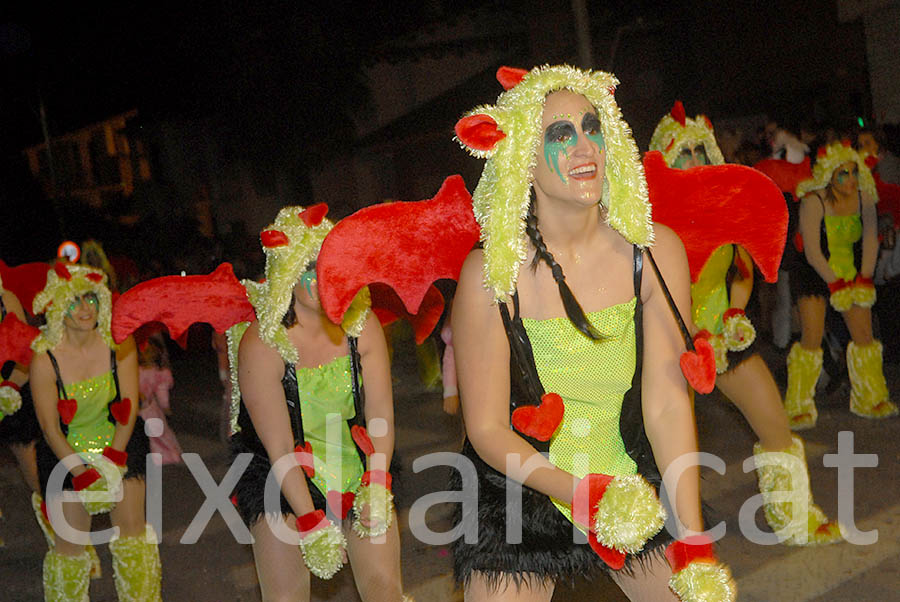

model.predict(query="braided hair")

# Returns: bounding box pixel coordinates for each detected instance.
[525,202,601,340]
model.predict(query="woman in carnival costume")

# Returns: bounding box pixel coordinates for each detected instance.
[648,102,842,545]
[450,65,734,602]
[29,262,160,601]
[227,205,407,601]
[787,141,898,426]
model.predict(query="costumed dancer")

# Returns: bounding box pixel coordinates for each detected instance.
[648,102,841,545]
[224,203,409,601]
[29,262,160,601]
[787,141,898,426]
[138,334,182,465]
[450,65,734,602]
[0,260,105,576]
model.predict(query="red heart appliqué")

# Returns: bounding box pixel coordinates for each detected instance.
[351,425,375,456]
[326,490,356,520]
[679,338,716,394]
[57,398,77,424]
[110,398,132,425]
[294,441,316,478]
[511,392,565,441]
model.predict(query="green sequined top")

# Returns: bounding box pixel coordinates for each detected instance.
[65,372,116,454]
[691,245,733,334]
[298,355,364,496]
[522,298,639,523]
[824,213,862,281]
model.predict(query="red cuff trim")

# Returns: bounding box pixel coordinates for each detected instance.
[855,275,874,286]
[722,308,745,321]
[0,380,20,392]
[828,279,850,293]
[360,469,392,491]
[102,447,128,467]
[571,473,614,529]
[72,468,101,491]
[295,509,327,535]
[665,535,716,573]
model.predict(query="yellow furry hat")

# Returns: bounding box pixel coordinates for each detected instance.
[31,263,115,353]
[796,141,878,201]
[649,101,725,167]
[226,204,371,434]
[454,64,652,302]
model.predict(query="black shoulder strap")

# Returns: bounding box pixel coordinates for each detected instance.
[106,348,122,425]
[347,337,369,465]
[282,363,304,448]
[46,351,68,400]
[645,249,695,352]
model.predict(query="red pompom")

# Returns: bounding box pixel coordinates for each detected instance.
[350,425,375,456]
[511,392,565,441]
[57,398,77,424]
[299,203,329,227]
[110,397,132,425]
[260,229,289,248]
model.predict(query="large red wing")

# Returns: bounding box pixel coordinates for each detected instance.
[369,283,445,345]
[0,261,50,317]
[0,313,41,365]
[111,263,255,345]
[753,156,811,197]
[317,175,479,336]
[644,151,788,283]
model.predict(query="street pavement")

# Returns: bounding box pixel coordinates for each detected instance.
[1,328,898,601]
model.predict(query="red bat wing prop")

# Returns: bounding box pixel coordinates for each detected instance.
[752,156,811,198]
[318,175,479,336]
[369,283,445,345]
[0,261,50,317]
[111,263,255,345]
[644,151,787,283]
[0,313,41,365]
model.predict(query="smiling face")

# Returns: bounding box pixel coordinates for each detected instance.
[533,90,606,207]
[63,293,99,331]
[831,161,859,197]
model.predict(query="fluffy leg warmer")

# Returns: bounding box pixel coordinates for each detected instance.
[785,343,822,430]
[847,341,898,419]
[32,492,101,578]
[109,525,162,602]
[753,435,842,545]
[43,549,91,602]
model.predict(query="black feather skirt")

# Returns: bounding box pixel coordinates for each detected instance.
[37,417,150,499]
[450,439,672,589]
[0,383,42,445]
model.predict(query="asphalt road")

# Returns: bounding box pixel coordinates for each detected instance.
[1,327,898,601]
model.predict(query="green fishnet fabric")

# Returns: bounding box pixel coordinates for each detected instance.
[521,298,638,523]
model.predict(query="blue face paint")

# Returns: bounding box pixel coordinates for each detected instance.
[299,270,316,298]
[835,166,859,185]
[544,121,577,183]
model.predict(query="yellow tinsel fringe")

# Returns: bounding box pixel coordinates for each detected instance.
[0,384,22,416]
[352,482,394,538]
[649,110,725,167]
[668,560,736,602]
[796,142,877,201]
[593,474,666,554]
[32,264,116,353]
[299,522,346,580]
[455,64,653,302]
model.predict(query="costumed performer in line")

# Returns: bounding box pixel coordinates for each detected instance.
[450,65,734,602]
[29,262,160,601]
[227,205,406,601]
[648,102,841,545]
[787,141,898,427]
